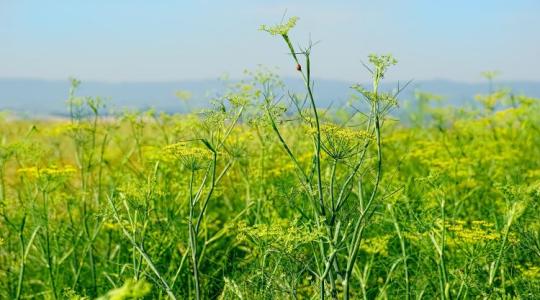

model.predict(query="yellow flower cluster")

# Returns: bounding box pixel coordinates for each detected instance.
[17,165,77,180]
[319,123,371,141]
[518,264,540,281]
[45,122,95,137]
[161,142,213,170]
[474,90,508,111]
[237,218,322,253]
[267,161,295,177]
[526,169,540,179]
[259,16,299,36]
[446,220,500,243]
[360,235,391,256]
[385,129,411,144]
[402,219,518,249]
[163,142,212,161]
[315,123,371,159]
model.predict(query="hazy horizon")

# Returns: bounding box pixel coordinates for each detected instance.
[2,1,539,83]
[3,77,540,117]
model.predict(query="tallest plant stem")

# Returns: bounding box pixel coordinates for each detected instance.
[282,35,325,218]
[344,73,384,299]
[282,35,331,298]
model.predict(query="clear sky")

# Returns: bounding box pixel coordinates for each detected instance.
[1,0,539,83]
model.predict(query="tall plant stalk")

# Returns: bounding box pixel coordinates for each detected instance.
[261,17,400,299]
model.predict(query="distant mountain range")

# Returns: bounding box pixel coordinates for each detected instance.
[1,78,540,117]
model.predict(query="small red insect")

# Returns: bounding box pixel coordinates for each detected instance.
[296,64,302,71]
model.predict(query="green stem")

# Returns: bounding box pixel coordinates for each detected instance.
[389,205,410,300]
[188,169,200,300]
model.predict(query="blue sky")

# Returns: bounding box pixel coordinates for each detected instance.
[1,0,539,82]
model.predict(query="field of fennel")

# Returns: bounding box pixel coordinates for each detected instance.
[1,17,540,300]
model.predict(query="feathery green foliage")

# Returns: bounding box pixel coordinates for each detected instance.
[0,16,539,300]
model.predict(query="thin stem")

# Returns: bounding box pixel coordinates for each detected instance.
[194,152,217,234]
[344,79,384,300]
[283,35,325,217]
[388,204,410,300]
[330,159,337,215]
[107,195,177,300]
[188,169,200,300]
[16,223,40,300]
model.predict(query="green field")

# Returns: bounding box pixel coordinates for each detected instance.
[1,18,540,300]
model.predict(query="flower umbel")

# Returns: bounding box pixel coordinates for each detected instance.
[316,123,371,160]
[163,142,212,170]
[259,16,299,36]
[17,165,77,181]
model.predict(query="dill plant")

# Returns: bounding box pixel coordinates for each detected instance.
[0,15,540,300]
[260,16,404,299]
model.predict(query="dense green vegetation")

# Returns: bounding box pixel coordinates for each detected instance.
[1,18,539,299]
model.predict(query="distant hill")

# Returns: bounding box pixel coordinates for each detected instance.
[1,78,540,117]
